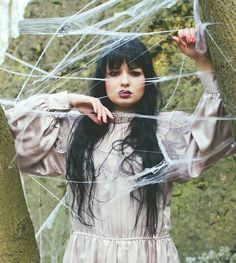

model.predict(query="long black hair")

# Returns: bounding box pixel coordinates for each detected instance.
[66,38,165,236]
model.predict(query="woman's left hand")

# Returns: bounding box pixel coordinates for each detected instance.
[172,27,214,71]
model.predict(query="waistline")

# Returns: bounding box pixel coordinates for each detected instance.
[72,231,171,242]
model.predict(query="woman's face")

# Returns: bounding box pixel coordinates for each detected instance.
[105,62,145,112]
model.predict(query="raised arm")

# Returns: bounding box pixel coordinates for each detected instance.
[6,92,114,176]
[186,72,235,177]
[158,72,235,182]
[157,28,235,182]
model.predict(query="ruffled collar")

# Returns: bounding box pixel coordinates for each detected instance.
[113,113,134,123]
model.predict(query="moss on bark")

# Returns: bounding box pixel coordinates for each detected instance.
[199,0,236,137]
[0,106,40,263]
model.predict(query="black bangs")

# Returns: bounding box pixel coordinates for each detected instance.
[102,39,149,74]
[106,52,142,72]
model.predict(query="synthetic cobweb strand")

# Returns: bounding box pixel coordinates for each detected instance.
[25,134,235,260]
[19,0,178,35]
[6,0,224,99]
[16,0,178,100]
[23,174,70,263]
[193,0,236,75]
[5,94,236,183]
[1,0,236,262]
[11,1,183,262]
[163,54,186,110]
[2,0,235,102]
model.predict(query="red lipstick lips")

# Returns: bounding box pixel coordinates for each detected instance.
[118,90,132,98]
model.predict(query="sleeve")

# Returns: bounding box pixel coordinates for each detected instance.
[6,92,75,176]
[185,72,235,178]
[158,72,236,182]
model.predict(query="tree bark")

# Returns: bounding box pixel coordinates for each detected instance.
[0,106,40,262]
[198,0,236,137]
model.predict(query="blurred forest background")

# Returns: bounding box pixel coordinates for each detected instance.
[0,0,235,262]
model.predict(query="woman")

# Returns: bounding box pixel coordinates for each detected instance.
[7,28,235,262]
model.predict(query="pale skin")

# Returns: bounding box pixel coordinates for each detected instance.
[68,27,214,125]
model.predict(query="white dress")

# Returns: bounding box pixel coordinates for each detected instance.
[7,72,235,263]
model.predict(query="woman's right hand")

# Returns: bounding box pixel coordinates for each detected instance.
[68,93,114,125]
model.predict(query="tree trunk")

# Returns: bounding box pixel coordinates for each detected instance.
[198,0,236,137]
[0,106,40,262]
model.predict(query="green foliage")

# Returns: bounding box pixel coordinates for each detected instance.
[172,157,236,260]
[1,1,235,262]
[185,247,236,263]
[146,0,203,112]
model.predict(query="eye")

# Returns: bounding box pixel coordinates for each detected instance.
[107,70,120,77]
[130,70,142,77]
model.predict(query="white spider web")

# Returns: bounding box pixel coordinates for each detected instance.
[0,0,235,262]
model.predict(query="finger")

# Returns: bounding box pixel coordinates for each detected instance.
[177,30,187,46]
[185,28,194,44]
[101,107,107,123]
[182,28,196,44]
[91,100,98,114]
[172,36,186,51]
[96,102,103,121]
[178,29,185,39]
[182,28,192,44]
[172,36,181,45]
[105,107,114,120]
[91,98,100,113]
[183,28,191,43]
[189,27,196,43]
[91,98,100,118]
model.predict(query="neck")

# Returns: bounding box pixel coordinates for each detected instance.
[114,105,135,113]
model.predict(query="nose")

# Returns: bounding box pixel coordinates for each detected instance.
[120,72,130,87]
